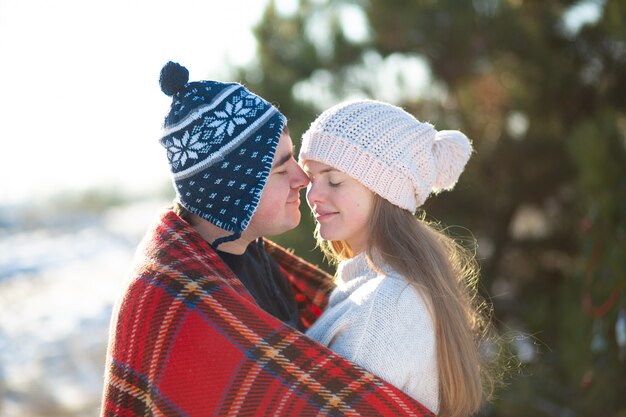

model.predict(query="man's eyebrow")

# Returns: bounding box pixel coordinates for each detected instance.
[272,146,295,168]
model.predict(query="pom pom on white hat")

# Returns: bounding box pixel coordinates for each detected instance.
[300,99,473,212]
[432,130,473,191]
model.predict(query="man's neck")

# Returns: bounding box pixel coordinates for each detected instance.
[190,215,255,255]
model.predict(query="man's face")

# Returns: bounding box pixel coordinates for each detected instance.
[246,129,309,238]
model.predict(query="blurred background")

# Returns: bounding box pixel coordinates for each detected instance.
[1,0,625,416]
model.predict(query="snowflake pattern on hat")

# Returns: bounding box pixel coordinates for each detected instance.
[164,131,203,169]
[163,91,268,172]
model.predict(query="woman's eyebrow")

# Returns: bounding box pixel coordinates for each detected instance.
[304,167,339,176]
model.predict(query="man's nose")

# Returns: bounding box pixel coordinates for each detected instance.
[292,164,310,189]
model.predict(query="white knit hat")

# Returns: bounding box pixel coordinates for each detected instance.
[299,99,473,212]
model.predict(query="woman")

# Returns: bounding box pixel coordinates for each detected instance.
[299,99,494,417]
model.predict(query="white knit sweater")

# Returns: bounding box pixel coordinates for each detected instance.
[306,252,440,414]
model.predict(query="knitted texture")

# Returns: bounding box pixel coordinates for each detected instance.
[101,208,436,416]
[300,99,472,212]
[306,252,440,413]
[159,61,286,236]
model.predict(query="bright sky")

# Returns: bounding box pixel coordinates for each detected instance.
[0,0,602,206]
[0,0,275,205]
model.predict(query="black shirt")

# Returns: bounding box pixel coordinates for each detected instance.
[215,239,303,331]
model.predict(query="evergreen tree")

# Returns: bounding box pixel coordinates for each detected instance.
[240,1,626,414]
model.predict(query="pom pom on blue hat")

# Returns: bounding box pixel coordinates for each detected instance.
[159,61,189,96]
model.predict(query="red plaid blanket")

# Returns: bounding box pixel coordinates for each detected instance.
[101,208,434,416]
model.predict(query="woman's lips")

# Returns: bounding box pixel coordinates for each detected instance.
[314,211,337,222]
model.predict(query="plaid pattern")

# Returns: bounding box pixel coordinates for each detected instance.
[262,239,332,329]
[101,208,435,416]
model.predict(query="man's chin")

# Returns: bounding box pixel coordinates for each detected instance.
[265,215,301,237]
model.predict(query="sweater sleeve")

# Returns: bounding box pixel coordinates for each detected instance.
[307,276,440,412]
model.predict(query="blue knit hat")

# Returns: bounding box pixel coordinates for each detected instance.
[158,61,286,247]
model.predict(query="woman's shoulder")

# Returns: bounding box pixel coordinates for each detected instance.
[352,267,423,300]
[347,270,431,322]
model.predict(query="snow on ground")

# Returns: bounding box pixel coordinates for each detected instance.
[0,199,169,416]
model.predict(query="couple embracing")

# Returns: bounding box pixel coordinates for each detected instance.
[101,62,493,417]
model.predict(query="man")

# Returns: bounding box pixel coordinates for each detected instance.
[100,61,433,416]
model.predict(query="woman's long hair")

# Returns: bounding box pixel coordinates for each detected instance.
[317,195,494,417]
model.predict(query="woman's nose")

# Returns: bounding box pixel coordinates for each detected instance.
[306,182,322,206]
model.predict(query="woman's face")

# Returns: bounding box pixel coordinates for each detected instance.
[302,160,374,254]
